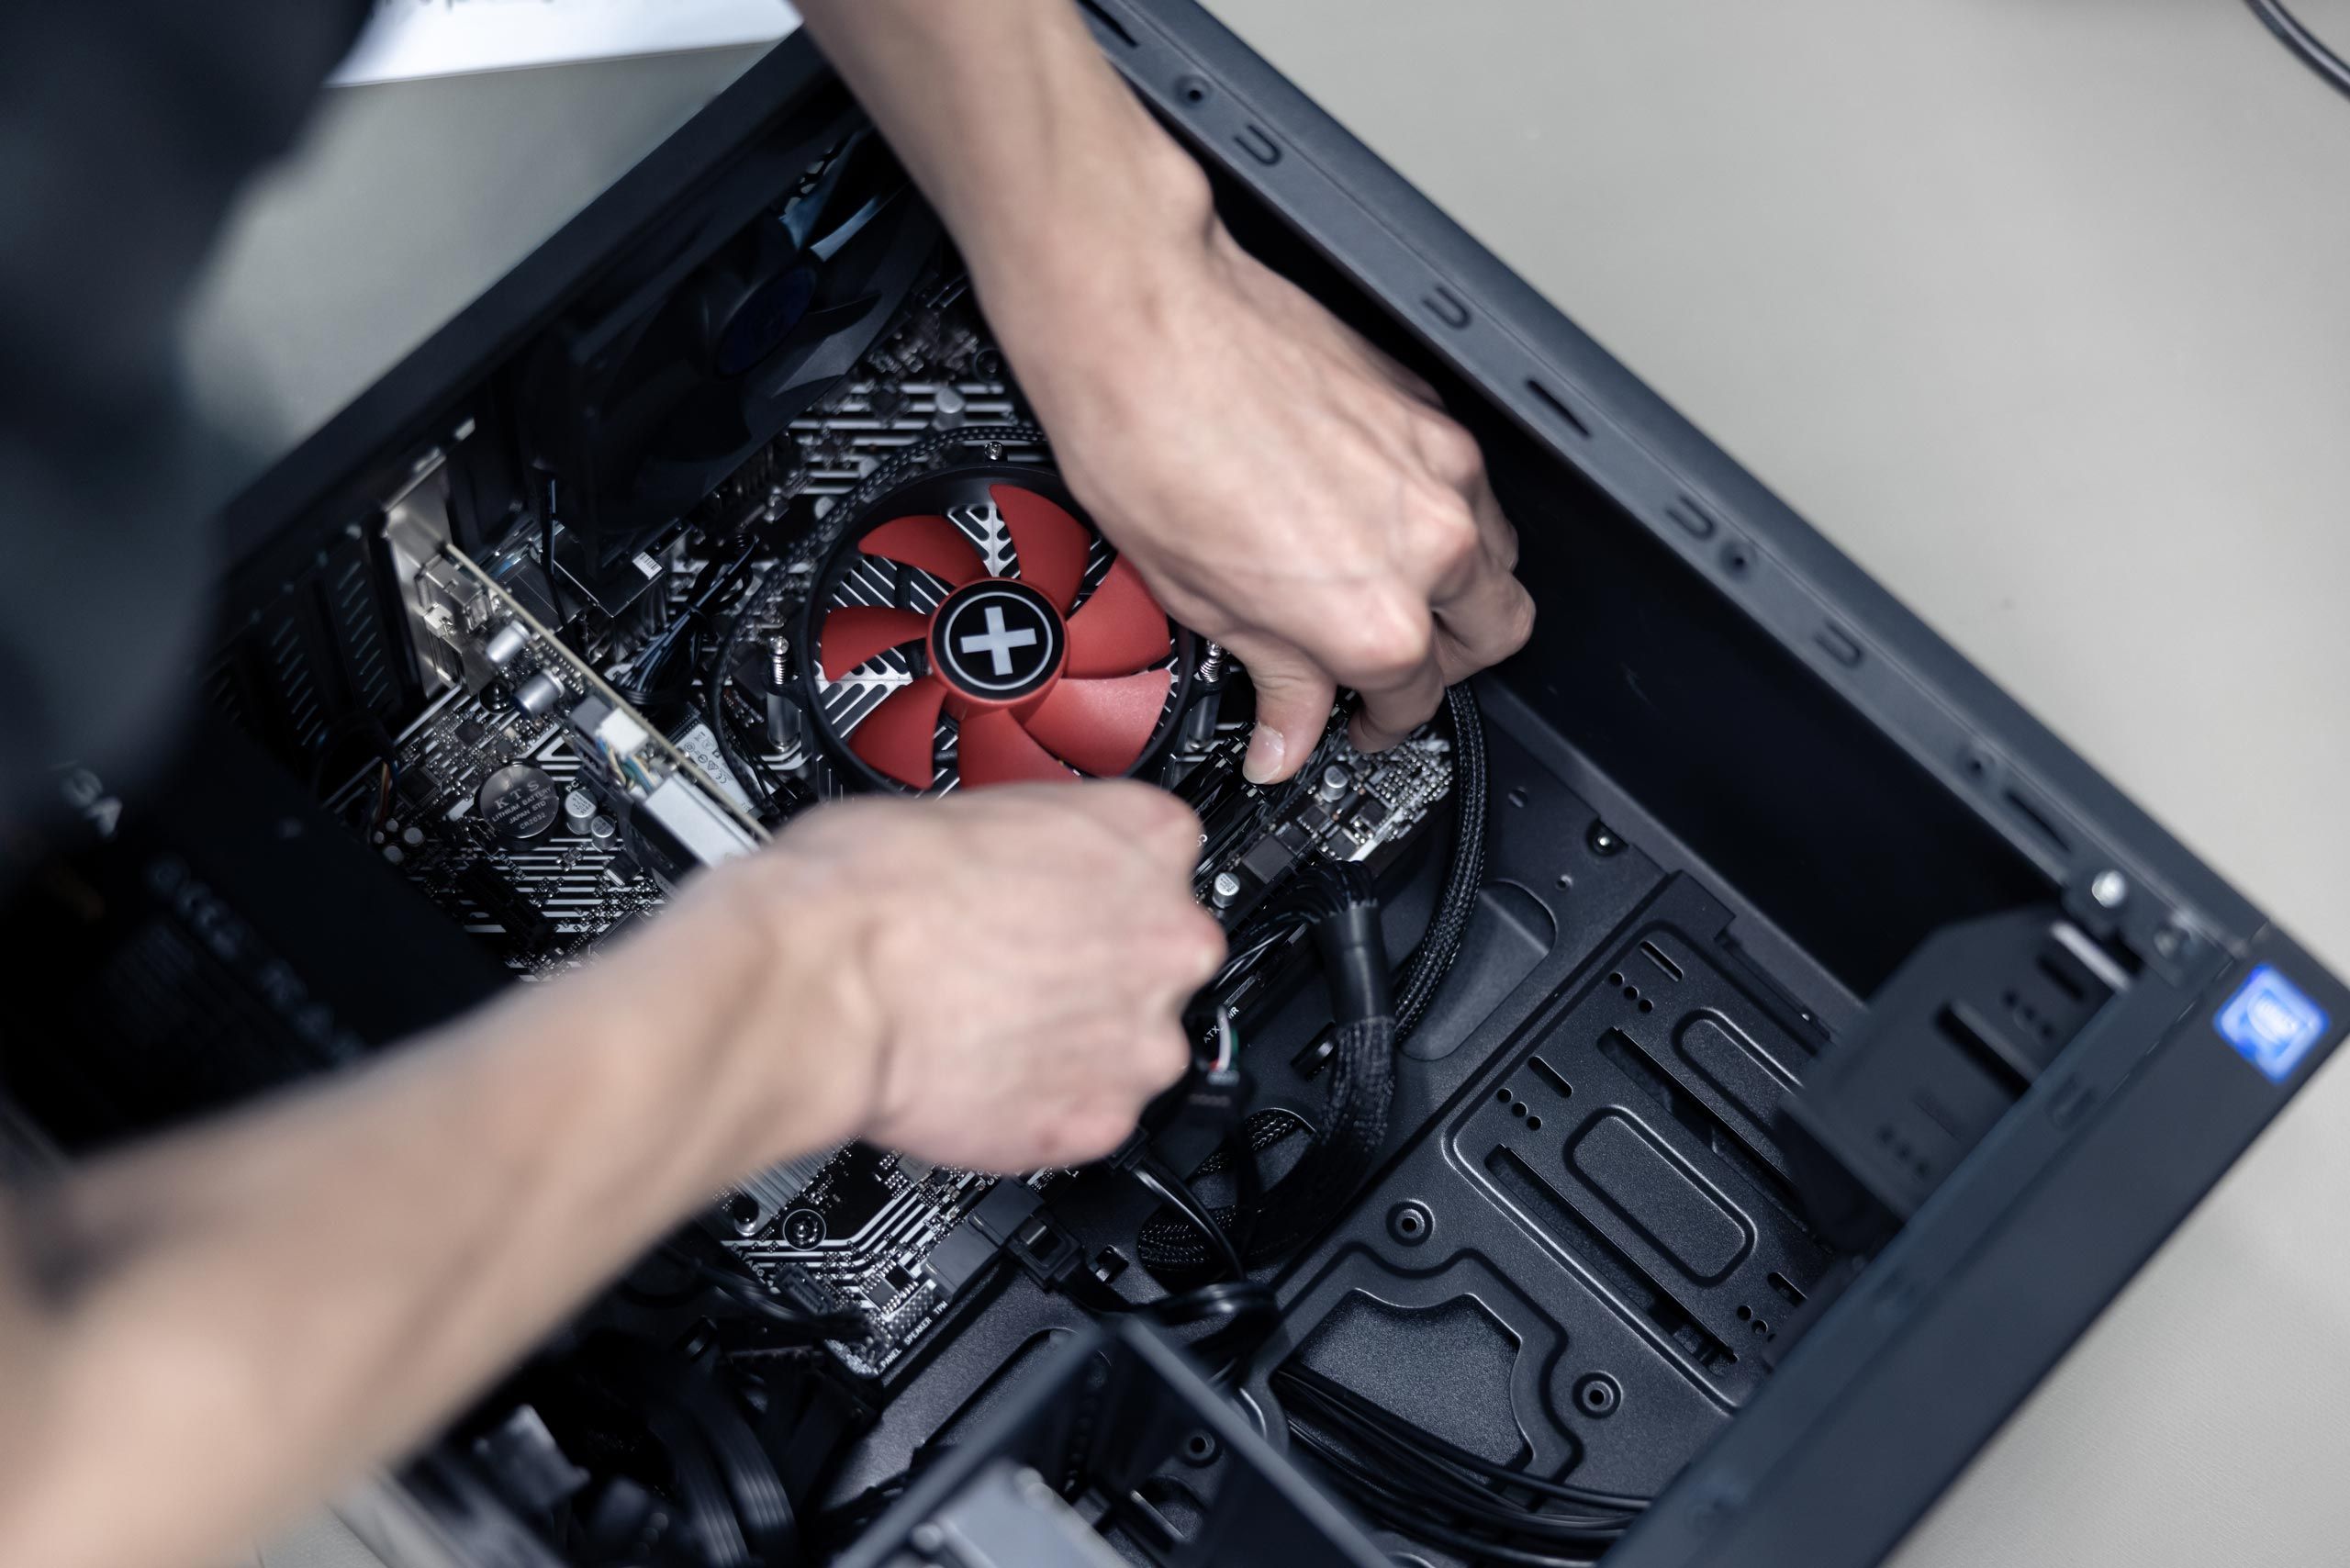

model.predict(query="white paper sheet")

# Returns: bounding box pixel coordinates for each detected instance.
[333,0,801,87]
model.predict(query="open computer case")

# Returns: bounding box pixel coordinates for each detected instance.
[5,5,2341,1567]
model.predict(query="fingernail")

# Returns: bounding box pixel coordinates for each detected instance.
[1242,727,1286,784]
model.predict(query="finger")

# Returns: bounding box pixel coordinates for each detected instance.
[1348,633,1447,755]
[1133,1020,1195,1093]
[1432,570,1537,686]
[1233,639,1338,784]
[1430,486,1533,684]
[1169,906,1228,991]
[1059,779,1202,867]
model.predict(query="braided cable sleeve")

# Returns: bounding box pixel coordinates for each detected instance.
[1136,685,1488,1275]
[1395,683,1487,1044]
[1136,1015,1395,1275]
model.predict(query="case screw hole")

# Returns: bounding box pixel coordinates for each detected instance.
[1176,75,1212,104]
[1587,822,1625,857]
[1181,1429,1220,1465]
[1389,1202,1434,1245]
[1573,1373,1621,1417]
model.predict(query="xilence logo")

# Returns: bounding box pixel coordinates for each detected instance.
[931,581,1063,701]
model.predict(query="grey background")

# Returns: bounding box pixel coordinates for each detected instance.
[180,4,2350,1565]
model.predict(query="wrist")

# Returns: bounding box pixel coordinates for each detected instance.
[965,126,1219,397]
[571,855,888,1182]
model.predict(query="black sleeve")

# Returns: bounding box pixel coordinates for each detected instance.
[0,2,370,826]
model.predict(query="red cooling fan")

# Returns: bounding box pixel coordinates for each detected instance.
[801,466,1187,791]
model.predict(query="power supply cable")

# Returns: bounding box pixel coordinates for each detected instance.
[1395,682,1487,1045]
[2245,0,2350,100]
[1137,685,1488,1277]
[1273,1363,1648,1567]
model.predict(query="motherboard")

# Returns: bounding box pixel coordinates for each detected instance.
[335,277,1453,1381]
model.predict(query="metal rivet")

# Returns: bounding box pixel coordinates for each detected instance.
[2090,869,2129,910]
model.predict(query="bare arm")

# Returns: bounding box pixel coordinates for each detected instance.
[0,785,1215,1568]
[798,0,1535,780]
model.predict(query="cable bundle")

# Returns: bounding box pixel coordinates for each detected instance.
[1273,1364,1648,1567]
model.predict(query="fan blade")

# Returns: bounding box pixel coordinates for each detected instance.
[993,486,1090,612]
[819,606,932,680]
[1021,668,1174,777]
[860,513,986,588]
[957,709,1078,787]
[849,677,947,790]
[1065,557,1173,678]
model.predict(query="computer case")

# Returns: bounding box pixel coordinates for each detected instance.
[4,5,2340,1567]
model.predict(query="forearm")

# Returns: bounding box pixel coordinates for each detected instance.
[0,885,860,1568]
[796,0,1214,356]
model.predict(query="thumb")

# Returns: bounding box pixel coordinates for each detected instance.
[1234,641,1337,784]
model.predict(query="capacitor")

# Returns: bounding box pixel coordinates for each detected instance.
[563,789,598,837]
[1318,764,1351,801]
[476,764,561,844]
[483,621,531,669]
[931,385,968,431]
[588,815,616,846]
[511,670,565,719]
[1211,870,1243,910]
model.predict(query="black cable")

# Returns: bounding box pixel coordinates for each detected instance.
[1272,1364,1648,1567]
[1395,684,1487,1045]
[1131,1151,1243,1278]
[2246,0,2350,101]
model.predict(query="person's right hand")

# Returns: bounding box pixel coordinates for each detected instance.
[673,782,1223,1175]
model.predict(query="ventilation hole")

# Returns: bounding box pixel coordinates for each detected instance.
[1736,1305,1751,1321]
[1076,0,1138,46]
[1526,378,1592,438]
[1496,1087,1512,1103]
[1622,986,1639,1001]
[1525,1115,1542,1132]
[1528,1057,1572,1099]
[1511,1102,1528,1119]
[2003,789,2071,855]
[1767,1271,1807,1308]
[1638,939,1684,981]
[1638,999,1655,1014]
[1177,75,1211,104]
[1608,972,1625,986]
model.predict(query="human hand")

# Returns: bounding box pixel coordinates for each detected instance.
[679,782,1222,1173]
[979,180,1536,783]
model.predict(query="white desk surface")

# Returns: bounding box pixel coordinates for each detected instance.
[179,6,2350,1564]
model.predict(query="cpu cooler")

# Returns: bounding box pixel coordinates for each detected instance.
[802,465,1191,791]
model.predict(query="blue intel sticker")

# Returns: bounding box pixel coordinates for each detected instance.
[2216,965,2332,1083]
